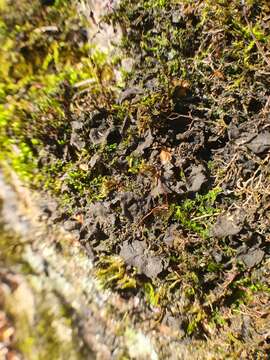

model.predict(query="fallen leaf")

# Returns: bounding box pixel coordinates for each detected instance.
[79,163,88,171]
[74,213,84,224]
[160,149,172,165]
[212,70,225,80]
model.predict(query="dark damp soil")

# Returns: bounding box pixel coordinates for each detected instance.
[1,0,270,357]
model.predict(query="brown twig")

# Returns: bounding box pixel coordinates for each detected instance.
[138,203,169,227]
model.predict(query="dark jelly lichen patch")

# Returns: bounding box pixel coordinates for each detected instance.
[1,0,270,356]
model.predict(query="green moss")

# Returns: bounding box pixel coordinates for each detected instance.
[186,306,206,336]
[143,282,160,307]
[173,187,221,239]
[143,0,168,8]
[0,0,104,185]
[126,156,145,174]
[96,255,137,290]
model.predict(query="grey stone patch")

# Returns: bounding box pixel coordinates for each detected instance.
[163,165,174,180]
[134,130,154,155]
[112,192,144,222]
[239,248,265,268]
[163,224,180,247]
[187,164,207,192]
[211,214,243,238]
[162,313,183,332]
[40,198,58,218]
[89,125,120,146]
[86,223,109,244]
[151,178,172,198]
[120,240,167,279]
[71,120,83,130]
[170,181,185,195]
[118,87,143,104]
[87,202,117,229]
[70,120,86,150]
[240,315,252,341]
[246,132,270,154]
[89,153,101,168]
[121,57,134,73]
[70,132,86,150]
[145,77,159,90]
[125,329,158,360]
[228,124,240,140]
[63,220,80,231]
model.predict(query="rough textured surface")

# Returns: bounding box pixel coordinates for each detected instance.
[0,170,160,359]
[1,0,270,358]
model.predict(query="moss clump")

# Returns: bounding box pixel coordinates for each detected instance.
[173,187,221,238]
[96,255,137,290]
[0,0,101,182]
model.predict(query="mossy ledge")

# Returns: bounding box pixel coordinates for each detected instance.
[1,0,270,357]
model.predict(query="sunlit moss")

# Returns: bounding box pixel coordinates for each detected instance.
[96,255,137,290]
[173,187,221,239]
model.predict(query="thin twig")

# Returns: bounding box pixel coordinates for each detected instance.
[138,204,169,227]
[73,78,96,89]
[191,212,220,222]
